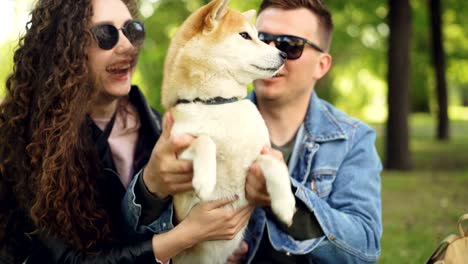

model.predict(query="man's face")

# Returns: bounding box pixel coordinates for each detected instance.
[254,7,331,104]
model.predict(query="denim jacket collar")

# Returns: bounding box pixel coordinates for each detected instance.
[247,90,348,143]
[305,91,348,142]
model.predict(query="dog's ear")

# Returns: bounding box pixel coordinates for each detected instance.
[204,0,230,33]
[242,10,256,22]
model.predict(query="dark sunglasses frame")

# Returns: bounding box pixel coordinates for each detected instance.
[258,32,324,60]
[91,20,146,50]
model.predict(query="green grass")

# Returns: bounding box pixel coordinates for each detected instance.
[371,114,468,263]
[379,170,468,263]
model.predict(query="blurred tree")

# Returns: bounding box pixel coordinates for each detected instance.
[320,1,389,117]
[386,0,412,170]
[0,0,34,99]
[429,0,449,140]
[410,1,431,113]
[0,43,14,98]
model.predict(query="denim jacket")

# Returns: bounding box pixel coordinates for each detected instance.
[244,91,382,263]
[122,169,175,235]
[123,90,382,263]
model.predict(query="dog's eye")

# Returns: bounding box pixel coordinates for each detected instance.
[239,32,252,40]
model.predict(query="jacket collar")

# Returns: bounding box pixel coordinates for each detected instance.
[247,90,347,143]
[128,85,161,136]
[304,92,347,142]
[89,85,161,170]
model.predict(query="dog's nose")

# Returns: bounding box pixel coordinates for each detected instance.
[279,51,287,61]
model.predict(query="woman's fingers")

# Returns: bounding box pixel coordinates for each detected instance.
[232,206,254,230]
[161,112,174,139]
[170,182,194,194]
[204,195,239,210]
[159,159,193,174]
[171,134,196,156]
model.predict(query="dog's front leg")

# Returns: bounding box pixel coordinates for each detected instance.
[256,155,296,226]
[179,135,217,201]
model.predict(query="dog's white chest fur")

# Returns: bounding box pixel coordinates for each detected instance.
[171,101,267,263]
[172,99,269,200]
[171,101,295,264]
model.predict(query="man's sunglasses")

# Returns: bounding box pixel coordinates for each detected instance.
[258,32,324,60]
[91,20,146,50]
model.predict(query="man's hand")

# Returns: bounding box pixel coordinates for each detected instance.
[245,147,285,207]
[143,112,195,198]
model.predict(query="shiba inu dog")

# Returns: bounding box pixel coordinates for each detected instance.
[161,0,296,263]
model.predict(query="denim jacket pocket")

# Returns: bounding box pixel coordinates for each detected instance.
[309,170,337,198]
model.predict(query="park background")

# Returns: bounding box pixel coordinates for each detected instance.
[1,0,467,263]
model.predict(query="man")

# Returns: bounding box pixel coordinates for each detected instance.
[237,0,383,263]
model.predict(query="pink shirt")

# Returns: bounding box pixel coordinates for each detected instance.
[93,102,140,189]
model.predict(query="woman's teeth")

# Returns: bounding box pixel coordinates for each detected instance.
[107,64,131,74]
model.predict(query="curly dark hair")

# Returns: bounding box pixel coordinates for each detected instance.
[0,0,138,260]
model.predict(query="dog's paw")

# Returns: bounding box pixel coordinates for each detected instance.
[256,155,296,226]
[193,170,216,201]
[190,135,217,201]
[271,192,296,227]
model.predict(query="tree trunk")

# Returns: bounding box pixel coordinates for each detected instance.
[386,0,412,170]
[429,0,450,140]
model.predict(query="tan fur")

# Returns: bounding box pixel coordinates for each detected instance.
[161,0,296,263]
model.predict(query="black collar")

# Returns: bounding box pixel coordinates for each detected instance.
[176,96,239,105]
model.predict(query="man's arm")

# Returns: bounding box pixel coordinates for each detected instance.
[292,127,382,263]
[246,126,382,263]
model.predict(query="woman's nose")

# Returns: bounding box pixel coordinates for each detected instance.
[114,30,134,54]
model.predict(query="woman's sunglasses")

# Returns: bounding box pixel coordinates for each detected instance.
[258,32,324,60]
[91,20,146,50]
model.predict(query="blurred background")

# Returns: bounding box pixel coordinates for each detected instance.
[1,0,467,263]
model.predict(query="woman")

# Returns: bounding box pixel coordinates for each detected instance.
[0,0,251,263]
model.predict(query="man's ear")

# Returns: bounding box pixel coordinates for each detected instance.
[204,0,230,33]
[314,53,332,80]
[242,10,256,22]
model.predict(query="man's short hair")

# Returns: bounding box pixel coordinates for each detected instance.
[258,0,333,51]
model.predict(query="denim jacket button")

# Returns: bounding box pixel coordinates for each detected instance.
[329,235,336,241]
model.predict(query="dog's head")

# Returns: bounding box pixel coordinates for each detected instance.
[161,0,286,109]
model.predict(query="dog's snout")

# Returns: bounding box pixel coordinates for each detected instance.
[279,51,287,61]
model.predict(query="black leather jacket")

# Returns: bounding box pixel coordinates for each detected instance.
[2,86,163,264]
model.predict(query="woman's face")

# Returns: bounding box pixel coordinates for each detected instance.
[87,0,140,104]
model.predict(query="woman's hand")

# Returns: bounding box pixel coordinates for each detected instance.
[181,197,254,246]
[144,112,195,198]
[152,198,253,262]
